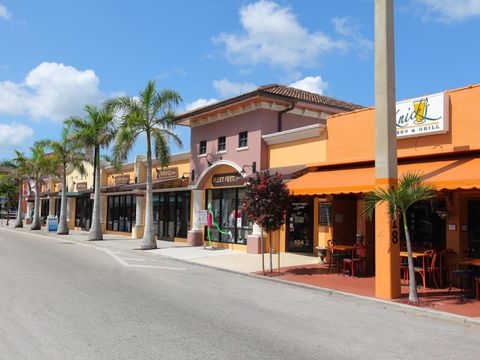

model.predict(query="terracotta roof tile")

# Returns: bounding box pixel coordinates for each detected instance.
[176,84,364,121]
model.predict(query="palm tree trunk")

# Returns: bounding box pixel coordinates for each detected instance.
[403,211,419,302]
[30,178,41,230]
[89,146,102,240]
[15,181,23,228]
[141,131,156,250]
[57,162,69,235]
[261,228,265,275]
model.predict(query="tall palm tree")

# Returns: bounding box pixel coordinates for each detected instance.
[0,151,31,228]
[39,127,86,235]
[65,105,115,240]
[26,142,59,230]
[363,172,434,302]
[106,80,182,250]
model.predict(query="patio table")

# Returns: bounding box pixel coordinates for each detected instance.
[400,251,426,258]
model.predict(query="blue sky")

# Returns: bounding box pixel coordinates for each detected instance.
[0,0,479,160]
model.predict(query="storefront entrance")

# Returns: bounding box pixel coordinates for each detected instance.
[468,200,480,257]
[286,198,313,253]
[153,191,190,241]
[75,196,93,231]
[405,200,446,250]
[106,194,136,233]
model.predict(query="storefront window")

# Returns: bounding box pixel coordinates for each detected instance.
[152,191,190,240]
[106,194,136,232]
[205,188,252,244]
[76,196,93,230]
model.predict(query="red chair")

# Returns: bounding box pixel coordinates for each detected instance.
[342,244,367,278]
[411,250,438,289]
[327,240,347,274]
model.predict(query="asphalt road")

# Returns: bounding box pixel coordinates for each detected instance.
[0,229,479,360]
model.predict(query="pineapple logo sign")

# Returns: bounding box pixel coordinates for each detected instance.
[396,92,449,138]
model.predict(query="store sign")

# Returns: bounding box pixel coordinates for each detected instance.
[396,92,449,138]
[114,175,130,186]
[76,182,87,191]
[157,167,178,180]
[212,172,244,187]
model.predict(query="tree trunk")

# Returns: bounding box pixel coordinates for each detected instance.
[277,232,280,273]
[15,181,23,228]
[269,231,273,273]
[6,204,9,226]
[141,130,156,250]
[57,162,69,235]
[403,211,419,302]
[261,228,265,275]
[88,146,103,240]
[30,178,41,230]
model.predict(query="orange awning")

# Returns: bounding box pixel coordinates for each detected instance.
[288,157,480,196]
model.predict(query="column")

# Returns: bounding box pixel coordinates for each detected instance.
[247,223,264,254]
[49,198,55,216]
[132,194,145,239]
[374,0,400,299]
[187,189,204,246]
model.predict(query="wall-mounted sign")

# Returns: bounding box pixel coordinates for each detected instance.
[76,182,88,191]
[212,172,244,187]
[197,209,208,225]
[114,174,130,186]
[157,167,178,180]
[396,92,449,138]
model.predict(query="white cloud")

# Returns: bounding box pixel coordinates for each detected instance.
[214,0,346,69]
[0,62,104,122]
[213,79,256,98]
[414,0,480,23]
[289,76,328,95]
[185,98,219,111]
[0,4,11,20]
[0,122,34,146]
[332,16,373,56]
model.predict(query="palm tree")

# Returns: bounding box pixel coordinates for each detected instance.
[25,142,59,230]
[106,80,182,250]
[65,105,115,240]
[0,151,31,228]
[363,172,434,302]
[39,127,86,235]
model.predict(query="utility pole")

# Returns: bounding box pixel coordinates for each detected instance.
[374,0,401,299]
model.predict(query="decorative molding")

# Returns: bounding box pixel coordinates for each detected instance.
[262,123,326,145]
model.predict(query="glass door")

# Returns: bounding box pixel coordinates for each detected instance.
[468,201,480,257]
[286,198,313,253]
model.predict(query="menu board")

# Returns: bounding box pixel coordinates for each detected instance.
[318,202,332,226]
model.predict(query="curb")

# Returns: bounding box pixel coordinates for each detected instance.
[2,226,479,327]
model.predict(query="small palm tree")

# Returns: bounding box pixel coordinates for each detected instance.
[39,127,86,235]
[0,151,32,228]
[363,172,434,302]
[26,143,59,230]
[106,80,182,250]
[65,105,115,240]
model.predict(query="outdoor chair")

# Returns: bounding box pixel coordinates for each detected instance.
[447,251,475,297]
[412,249,438,289]
[342,243,367,278]
[327,240,347,274]
[475,277,480,301]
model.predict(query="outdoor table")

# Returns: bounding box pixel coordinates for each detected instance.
[458,258,480,266]
[400,251,426,258]
[329,245,356,262]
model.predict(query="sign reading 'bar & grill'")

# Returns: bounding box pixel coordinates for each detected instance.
[114,175,130,186]
[212,172,244,187]
[76,182,88,191]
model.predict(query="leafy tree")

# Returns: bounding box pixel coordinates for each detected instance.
[243,171,291,274]
[39,127,86,235]
[363,172,434,302]
[65,105,115,240]
[0,174,18,225]
[0,151,32,228]
[106,80,182,250]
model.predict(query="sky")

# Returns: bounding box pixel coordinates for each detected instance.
[0,0,480,161]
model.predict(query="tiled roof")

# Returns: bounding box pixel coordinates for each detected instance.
[176,84,364,121]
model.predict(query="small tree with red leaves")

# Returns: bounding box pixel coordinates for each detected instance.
[243,170,291,274]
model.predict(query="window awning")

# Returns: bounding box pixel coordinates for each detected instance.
[288,157,480,196]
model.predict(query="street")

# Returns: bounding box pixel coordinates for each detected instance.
[0,229,479,360]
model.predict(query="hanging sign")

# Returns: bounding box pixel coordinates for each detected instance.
[396,92,449,138]
[157,167,178,180]
[76,182,88,191]
[114,175,130,186]
[211,172,244,187]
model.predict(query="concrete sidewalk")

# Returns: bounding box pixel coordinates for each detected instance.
[0,224,319,273]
